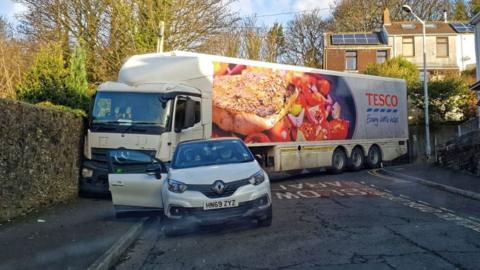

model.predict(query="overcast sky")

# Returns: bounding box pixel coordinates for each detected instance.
[0,0,335,26]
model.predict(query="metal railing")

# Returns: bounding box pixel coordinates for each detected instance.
[458,117,480,137]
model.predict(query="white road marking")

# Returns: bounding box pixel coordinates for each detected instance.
[369,170,480,234]
[418,200,430,205]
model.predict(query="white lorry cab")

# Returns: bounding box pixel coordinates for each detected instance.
[80,51,408,194]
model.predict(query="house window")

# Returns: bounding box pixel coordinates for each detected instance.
[345,51,357,70]
[436,37,449,57]
[402,36,414,57]
[377,50,387,63]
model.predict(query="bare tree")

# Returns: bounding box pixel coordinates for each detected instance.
[0,17,31,99]
[16,0,237,84]
[284,11,330,68]
[332,0,454,32]
[264,22,285,63]
[196,27,242,58]
[239,17,264,60]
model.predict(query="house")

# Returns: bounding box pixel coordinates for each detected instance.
[323,32,389,73]
[324,8,476,77]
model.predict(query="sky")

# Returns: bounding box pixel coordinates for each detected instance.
[0,0,336,26]
[0,0,26,25]
[229,0,336,25]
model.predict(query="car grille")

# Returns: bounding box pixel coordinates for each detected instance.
[91,148,157,162]
[188,178,251,198]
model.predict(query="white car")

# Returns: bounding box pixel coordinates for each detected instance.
[107,138,272,230]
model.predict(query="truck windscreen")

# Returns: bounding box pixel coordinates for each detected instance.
[90,91,171,134]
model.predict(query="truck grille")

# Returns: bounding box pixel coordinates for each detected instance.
[187,178,251,198]
[91,148,157,162]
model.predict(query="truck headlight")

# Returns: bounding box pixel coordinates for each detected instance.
[82,168,93,178]
[168,179,188,193]
[249,171,265,185]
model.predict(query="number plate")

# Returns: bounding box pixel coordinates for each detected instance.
[204,199,238,210]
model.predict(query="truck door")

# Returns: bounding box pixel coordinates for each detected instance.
[171,95,203,155]
[107,149,166,210]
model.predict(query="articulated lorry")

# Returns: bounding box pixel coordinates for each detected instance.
[80,51,408,194]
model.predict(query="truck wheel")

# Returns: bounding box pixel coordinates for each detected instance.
[349,147,365,171]
[330,148,347,174]
[366,145,382,168]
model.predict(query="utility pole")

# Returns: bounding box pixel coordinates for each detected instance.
[156,21,165,53]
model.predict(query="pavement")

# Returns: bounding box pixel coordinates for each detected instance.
[2,164,480,270]
[0,197,146,270]
[381,163,480,195]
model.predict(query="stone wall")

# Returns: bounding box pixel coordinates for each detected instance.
[437,130,480,176]
[0,99,84,222]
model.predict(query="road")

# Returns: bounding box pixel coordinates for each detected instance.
[114,169,480,270]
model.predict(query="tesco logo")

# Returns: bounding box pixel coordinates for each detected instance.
[366,93,398,107]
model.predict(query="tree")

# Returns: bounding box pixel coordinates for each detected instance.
[364,56,420,92]
[0,16,31,99]
[332,0,453,32]
[66,44,89,97]
[16,43,89,111]
[264,23,286,63]
[196,29,242,58]
[471,0,480,16]
[454,0,469,21]
[17,0,238,84]
[239,17,264,61]
[284,11,330,68]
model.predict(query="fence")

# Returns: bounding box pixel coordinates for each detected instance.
[457,117,480,137]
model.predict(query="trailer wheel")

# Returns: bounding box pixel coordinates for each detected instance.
[330,148,347,174]
[366,145,382,168]
[349,147,365,171]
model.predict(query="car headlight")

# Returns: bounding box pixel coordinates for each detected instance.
[249,171,265,185]
[82,168,93,178]
[168,179,188,193]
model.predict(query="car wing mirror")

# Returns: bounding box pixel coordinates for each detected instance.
[183,97,196,130]
[146,167,162,180]
[254,154,264,165]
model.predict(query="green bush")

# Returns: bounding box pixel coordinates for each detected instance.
[36,101,87,117]
[16,43,90,112]
[410,76,476,123]
[364,56,420,92]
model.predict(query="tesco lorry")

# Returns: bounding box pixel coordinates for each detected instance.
[80,51,408,194]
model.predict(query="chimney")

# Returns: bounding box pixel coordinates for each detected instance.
[383,8,391,26]
[443,9,448,23]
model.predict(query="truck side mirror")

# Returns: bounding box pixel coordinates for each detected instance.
[183,98,196,129]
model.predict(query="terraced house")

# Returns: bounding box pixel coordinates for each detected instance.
[324,9,476,78]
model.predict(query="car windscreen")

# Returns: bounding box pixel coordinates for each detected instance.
[171,140,254,169]
[91,91,171,133]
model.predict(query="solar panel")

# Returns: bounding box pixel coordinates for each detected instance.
[331,33,381,45]
[451,23,474,33]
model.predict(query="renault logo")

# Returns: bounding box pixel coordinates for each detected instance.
[212,180,226,194]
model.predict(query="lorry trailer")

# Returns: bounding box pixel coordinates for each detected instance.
[80,51,408,194]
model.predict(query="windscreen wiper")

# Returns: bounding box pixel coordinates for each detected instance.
[121,122,160,134]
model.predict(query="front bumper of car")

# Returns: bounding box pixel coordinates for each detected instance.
[164,180,271,224]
